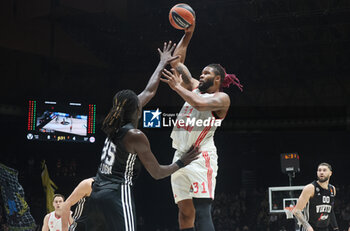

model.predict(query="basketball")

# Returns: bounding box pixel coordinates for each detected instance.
[169,3,195,30]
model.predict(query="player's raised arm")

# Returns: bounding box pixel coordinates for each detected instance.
[293,184,315,231]
[170,22,199,91]
[124,129,200,180]
[174,22,195,64]
[137,41,178,108]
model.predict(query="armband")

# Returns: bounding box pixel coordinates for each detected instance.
[175,159,185,168]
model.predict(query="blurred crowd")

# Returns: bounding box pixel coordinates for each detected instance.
[0,156,349,231]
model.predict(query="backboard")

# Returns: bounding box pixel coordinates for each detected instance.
[268,186,305,213]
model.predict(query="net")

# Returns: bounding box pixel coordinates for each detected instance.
[0,163,36,230]
[284,206,295,219]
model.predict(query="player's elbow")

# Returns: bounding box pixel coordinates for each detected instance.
[192,102,209,111]
[148,168,162,180]
[152,175,162,180]
[150,167,169,180]
[150,172,163,180]
[144,90,156,99]
[170,58,182,68]
[193,106,207,111]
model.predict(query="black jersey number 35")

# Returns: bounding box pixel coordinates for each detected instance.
[101,139,116,166]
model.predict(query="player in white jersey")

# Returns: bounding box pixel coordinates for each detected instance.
[161,20,243,231]
[42,194,73,231]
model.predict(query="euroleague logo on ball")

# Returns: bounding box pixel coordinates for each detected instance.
[169,3,195,30]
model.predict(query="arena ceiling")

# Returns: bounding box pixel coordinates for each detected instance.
[0,0,349,128]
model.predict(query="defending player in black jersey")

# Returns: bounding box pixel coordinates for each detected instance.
[293,163,339,231]
[60,41,200,231]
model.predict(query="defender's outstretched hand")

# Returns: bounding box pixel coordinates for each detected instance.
[138,41,179,108]
[158,41,179,65]
[161,68,182,90]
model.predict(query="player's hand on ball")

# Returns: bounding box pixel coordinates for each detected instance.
[161,68,182,90]
[185,19,195,33]
[180,145,200,166]
[158,41,179,65]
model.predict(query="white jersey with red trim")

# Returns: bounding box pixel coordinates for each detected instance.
[48,211,70,231]
[171,88,222,153]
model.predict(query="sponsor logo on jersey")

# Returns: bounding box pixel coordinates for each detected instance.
[316,205,332,213]
[318,213,329,221]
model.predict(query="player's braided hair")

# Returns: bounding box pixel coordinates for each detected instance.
[102,90,139,138]
[207,64,226,83]
[207,63,243,92]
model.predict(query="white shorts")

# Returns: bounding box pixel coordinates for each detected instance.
[171,149,218,204]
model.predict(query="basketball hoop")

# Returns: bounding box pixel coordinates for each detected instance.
[284,206,294,219]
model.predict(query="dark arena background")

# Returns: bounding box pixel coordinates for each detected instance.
[0,0,350,230]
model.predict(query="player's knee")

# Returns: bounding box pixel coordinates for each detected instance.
[179,206,195,219]
[193,198,215,231]
[178,202,195,220]
[193,198,215,230]
[193,198,212,213]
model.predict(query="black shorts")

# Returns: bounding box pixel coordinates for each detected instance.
[71,182,136,231]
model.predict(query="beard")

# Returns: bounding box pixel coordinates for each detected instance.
[198,78,214,93]
[317,175,329,183]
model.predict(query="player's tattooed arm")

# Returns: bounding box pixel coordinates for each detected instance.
[175,63,199,91]
[293,209,312,230]
[175,64,192,84]
[293,184,315,231]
